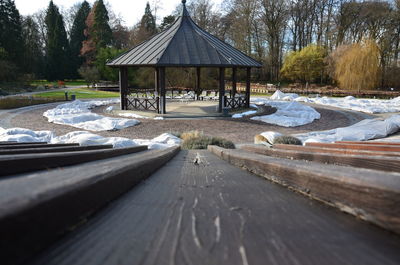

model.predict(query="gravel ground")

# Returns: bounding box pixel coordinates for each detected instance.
[7,103,374,144]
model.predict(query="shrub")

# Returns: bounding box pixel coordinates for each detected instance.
[181,135,235,150]
[182,136,211,150]
[273,135,302,145]
[210,137,235,149]
[180,130,202,141]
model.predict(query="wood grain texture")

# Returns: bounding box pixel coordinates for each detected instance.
[240,144,400,172]
[0,142,44,145]
[0,144,113,155]
[274,143,400,157]
[0,145,148,176]
[336,141,400,146]
[0,143,79,149]
[209,146,400,235]
[28,150,400,265]
[306,142,400,152]
[0,146,180,265]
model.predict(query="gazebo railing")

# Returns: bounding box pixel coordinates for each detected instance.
[224,96,246,109]
[126,96,159,112]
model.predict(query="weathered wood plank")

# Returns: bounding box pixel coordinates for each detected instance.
[241,144,400,172]
[0,143,79,150]
[0,146,180,265]
[0,141,18,145]
[209,145,400,235]
[306,142,400,152]
[0,142,47,146]
[29,150,400,265]
[0,145,113,155]
[336,141,400,146]
[274,143,400,157]
[0,145,148,176]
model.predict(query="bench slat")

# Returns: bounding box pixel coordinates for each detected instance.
[241,144,400,172]
[306,142,400,152]
[0,144,113,155]
[0,145,148,176]
[274,144,400,157]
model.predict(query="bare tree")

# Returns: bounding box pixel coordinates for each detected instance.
[260,0,288,81]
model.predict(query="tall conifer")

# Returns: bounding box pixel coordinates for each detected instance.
[81,0,112,65]
[0,0,23,67]
[70,1,91,78]
[45,0,70,81]
[93,0,112,49]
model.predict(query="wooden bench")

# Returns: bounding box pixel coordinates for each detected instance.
[0,141,180,264]
[209,144,400,236]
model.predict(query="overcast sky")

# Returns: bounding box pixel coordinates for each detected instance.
[14,0,223,27]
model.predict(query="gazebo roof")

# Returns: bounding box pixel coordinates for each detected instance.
[107,1,262,68]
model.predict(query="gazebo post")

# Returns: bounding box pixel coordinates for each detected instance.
[245,67,251,108]
[155,67,160,94]
[218,67,225,113]
[155,67,160,113]
[232,67,237,98]
[119,66,128,110]
[159,67,166,114]
[196,67,201,100]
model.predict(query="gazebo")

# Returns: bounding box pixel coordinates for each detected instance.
[107,0,262,114]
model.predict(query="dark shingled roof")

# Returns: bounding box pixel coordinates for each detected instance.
[107,1,262,68]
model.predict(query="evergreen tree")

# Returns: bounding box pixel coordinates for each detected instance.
[45,0,70,81]
[93,0,113,49]
[159,15,175,31]
[0,0,23,68]
[81,0,112,65]
[134,2,157,44]
[70,1,91,78]
[141,2,156,34]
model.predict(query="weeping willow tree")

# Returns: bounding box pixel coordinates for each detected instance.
[335,40,380,92]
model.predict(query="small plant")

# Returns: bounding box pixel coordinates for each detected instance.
[182,136,211,149]
[210,137,235,149]
[273,135,302,145]
[180,130,203,141]
[181,135,235,150]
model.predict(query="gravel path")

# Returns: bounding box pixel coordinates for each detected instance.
[5,102,375,144]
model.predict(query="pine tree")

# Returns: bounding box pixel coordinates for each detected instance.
[81,0,112,65]
[134,2,157,44]
[45,0,70,81]
[70,1,91,78]
[93,0,113,49]
[159,15,175,31]
[0,0,23,68]
[141,2,156,34]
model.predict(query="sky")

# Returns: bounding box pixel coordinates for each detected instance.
[14,0,223,27]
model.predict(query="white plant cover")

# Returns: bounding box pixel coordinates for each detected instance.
[260,131,283,144]
[270,90,400,114]
[249,99,321,127]
[293,115,400,144]
[231,110,257,118]
[43,99,140,131]
[0,127,181,150]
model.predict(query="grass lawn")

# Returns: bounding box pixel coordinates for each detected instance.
[30,80,88,86]
[0,97,65,109]
[0,88,119,109]
[35,88,120,99]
